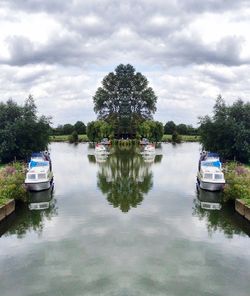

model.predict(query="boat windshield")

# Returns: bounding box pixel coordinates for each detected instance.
[204,173,213,179]
[38,173,46,179]
[214,173,223,180]
[28,174,36,180]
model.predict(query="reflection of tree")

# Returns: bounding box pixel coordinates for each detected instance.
[193,188,250,238]
[0,189,58,238]
[97,147,153,212]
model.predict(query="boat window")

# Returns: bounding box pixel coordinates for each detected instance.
[28,174,36,180]
[214,174,223,180]
[204,173,213,179]
[38,173,46,179]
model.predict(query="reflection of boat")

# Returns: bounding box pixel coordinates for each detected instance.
[25,152,53,191]
[197,184,222,210]
[28,186,53,210]
[142,154,155,163]
[100,138,111,145]
[142,144,156,155]
[95,144,108,154]
[197,152,225,191]
[95,154,108,163]
[140,138,149,145]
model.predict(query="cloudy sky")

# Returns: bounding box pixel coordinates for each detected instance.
[0,0,250,126]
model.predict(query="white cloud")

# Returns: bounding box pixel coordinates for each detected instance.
[0,0,250,126]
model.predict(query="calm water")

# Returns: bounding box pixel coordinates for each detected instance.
[0,143,250,296]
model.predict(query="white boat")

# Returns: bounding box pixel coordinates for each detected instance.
[95,144,108,154]
[142,144,156,155]
[25,152,53,191]
[25,165,53,191]
[197,152,225,191]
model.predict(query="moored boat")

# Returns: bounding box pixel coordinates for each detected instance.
[142,144,156,155]
[95,143,108,154]
[197,152,225,191]
[25,152,53,192]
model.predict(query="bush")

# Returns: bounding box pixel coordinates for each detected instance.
[223,162,250,204]
[68,131,78,143]
[0,162,28,204]
[172,131,182,143]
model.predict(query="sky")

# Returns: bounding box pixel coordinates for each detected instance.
[0,0,250,127]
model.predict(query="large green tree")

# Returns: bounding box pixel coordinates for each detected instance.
[93,64,157,137]
[0,96,51,163]
[199,95,250,163]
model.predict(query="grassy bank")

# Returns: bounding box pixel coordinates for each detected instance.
[0,163,27,206]
[224,162,250,205]
[51,134,200,143]
[50,134,89,142]
[162,134,200,142]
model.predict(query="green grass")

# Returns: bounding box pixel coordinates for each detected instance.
[162,134,200,142]
[50,134,89,142]
[51,134,200,143]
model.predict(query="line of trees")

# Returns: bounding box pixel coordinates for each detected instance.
[0,96,51,163]
[51,121,86,135]
[164,121,198,135]
[199,95,250,163]
[86,119,164,142]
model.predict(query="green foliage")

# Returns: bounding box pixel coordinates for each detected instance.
[87,120,113,142]
[172,131,182,143]
[0,96,51,163]
[164,121,198,135]
[68,131,79,143]
[164,121,176,134]
[93,64,157,137]
[138,120,164,142]
[199,95,250,163]
[223,162,250,204]
[0,162,28,204]
[74,121,86,134]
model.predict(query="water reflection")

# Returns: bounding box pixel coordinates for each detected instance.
[193,186,250,237]
[28,186,54,210]
[0,188,57,238]
[196,185,222,210]
[91,146,162,212]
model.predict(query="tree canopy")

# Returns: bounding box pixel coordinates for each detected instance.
[199,95,250,163]
[0,96,51,163]
[93,64,157,137]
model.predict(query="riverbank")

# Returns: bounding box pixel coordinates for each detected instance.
[0,163,27,221]
[162,134,200,142]
[223,162,250,221]
[50,134,89,142]
[50,134,200,143]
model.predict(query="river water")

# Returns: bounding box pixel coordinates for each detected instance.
[0,142,250,296]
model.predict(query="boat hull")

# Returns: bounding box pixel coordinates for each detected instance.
[198,179,225,191]
[25,180,51,192]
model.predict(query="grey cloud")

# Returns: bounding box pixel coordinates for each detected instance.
[157,35,248,67]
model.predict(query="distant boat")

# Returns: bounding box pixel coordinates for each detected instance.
[197,152,225,191]
[95,143,108,154]
[25,152,53,192]
[142,144,156,155]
